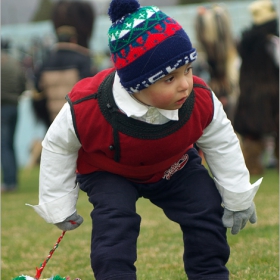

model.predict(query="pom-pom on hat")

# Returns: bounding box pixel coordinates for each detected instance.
[108,0,197,94]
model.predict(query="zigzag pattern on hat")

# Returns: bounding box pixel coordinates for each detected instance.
[111,16,182,69]
[109,6,160,46]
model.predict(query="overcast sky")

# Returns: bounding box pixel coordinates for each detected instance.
[1,0,39,25]
[1,0,178,25]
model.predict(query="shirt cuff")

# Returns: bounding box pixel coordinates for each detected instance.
[26,184,79,224]
[214,177,263,211]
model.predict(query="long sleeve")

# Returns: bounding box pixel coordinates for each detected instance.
[27,103,82,223]
[196,92,262,211]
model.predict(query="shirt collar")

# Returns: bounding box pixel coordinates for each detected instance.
[113,73,179,121]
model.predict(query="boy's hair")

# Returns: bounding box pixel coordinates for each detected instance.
[107,0,197,94]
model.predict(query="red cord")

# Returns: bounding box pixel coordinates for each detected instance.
[34,231,66,279]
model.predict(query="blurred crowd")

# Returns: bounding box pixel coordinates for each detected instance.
[1,0,279,192]
[193,0,279,175]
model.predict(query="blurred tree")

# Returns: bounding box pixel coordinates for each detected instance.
[32,0,54,22]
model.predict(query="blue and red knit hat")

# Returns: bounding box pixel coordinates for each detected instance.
[108,0,197,93]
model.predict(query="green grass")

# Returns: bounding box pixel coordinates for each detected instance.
[1,167,279,279]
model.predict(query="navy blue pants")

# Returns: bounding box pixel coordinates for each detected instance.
[78,148,230,280]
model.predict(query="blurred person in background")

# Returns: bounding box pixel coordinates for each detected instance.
[233,0,279,175]
[194,4,240,123]
[29,0,96,168]
[1,39,27,192]
[33,0,96,129]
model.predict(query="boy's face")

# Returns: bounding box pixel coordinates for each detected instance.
[133,64,193,110]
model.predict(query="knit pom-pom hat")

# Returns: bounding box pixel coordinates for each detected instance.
[108,0,197,94]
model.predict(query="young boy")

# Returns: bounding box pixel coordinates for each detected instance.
[29,0,262,279]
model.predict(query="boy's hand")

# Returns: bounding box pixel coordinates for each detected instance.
[55,211,83,231]
[222,202,257,235]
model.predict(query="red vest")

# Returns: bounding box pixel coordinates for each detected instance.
[67,68,214,183]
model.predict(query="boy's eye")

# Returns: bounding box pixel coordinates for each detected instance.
[164,76,174,83]
[185,66,193,74]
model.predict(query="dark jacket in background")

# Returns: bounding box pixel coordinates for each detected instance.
[234,19,279,139]
[33,42,94,127]
[1,50,26,105]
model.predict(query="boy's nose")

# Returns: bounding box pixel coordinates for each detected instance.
[178,76,189,91]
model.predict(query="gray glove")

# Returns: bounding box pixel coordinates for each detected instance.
[55,211,83,231]
[222,202,257,235]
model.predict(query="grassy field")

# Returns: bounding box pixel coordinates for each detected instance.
[1,167,279,280]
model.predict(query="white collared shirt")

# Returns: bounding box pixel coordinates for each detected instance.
[113,73,179,124]
[28,72,262,224]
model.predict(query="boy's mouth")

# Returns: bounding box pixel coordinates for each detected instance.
[176,96,187,105]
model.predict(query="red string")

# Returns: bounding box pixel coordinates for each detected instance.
[34,231,66,280]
